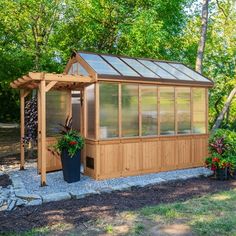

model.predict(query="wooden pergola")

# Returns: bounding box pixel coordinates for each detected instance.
[10,72,95,186]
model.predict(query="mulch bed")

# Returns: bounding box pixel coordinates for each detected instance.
[0,175,12,188]
[0,177,236,233]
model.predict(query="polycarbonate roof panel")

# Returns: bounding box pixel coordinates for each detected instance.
[121,58,158,78]
[138,59,175,79]
[79,53,120,75]
[77,52,213,85]
[170,63,210,82]
[102,55,140,77]
[155,62,194,81]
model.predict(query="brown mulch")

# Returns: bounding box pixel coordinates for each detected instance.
[0,177,236,233]
[0,175,12,188]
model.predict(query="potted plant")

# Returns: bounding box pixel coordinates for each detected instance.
[55,117,84,183]
[205,135,236,180]
[205,155,232,180]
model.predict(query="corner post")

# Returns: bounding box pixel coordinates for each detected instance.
[20,89,25,170]
[37,88,41,174]
[40,75,47,186]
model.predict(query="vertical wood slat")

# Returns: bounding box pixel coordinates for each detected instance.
[79,89,85,163]
[206,88,208,134]
[157,86,160,135]
[190,88,193,133]
[95,83,99,140]
[118,83,122,138]
[20,90,25,170]
[67,91,72,118]
[138,85,142,137]
[84,87,87,138]
[40,78,47,186]
[174,87,177,135]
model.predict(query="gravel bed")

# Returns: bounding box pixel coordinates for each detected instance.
[8,164,212,195]
[1,163,213,210]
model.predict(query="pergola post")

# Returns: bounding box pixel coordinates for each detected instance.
[20,89,30,170]
[37,88,41,174]
[39,77,47,186]
[20,90,25,170]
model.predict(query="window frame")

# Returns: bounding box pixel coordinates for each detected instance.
[88,82,207,140]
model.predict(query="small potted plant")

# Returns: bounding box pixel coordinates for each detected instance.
[205,136,236,180]
[55,117,84,183]
[205,155,231,180]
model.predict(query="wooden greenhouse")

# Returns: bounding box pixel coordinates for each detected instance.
[11,52,214,186]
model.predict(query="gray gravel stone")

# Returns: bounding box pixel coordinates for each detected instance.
[42,192,71,203]
[110,184,131,191]
[16,193,41,201]
[16,198,27,207]
[70,189,97,199]
[15,189,28,197]
[27,199,42,206]
[0,199,4,207]
[11,178,25,189]
[7,200,16,211]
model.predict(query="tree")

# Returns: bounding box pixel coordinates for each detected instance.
[55,0,189,61]
[0,0,65,71]
[208,0,236,130]
[212,87,236,131]
[195,0,209,73]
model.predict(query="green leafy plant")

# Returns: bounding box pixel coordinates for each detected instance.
[205,129,236,175]
[55,117,84,157]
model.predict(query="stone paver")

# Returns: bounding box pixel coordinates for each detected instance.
[41,192,71,203]
[0,163,213,211]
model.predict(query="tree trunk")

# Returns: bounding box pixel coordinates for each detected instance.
[195,0,209,74]
[211,87,236,132]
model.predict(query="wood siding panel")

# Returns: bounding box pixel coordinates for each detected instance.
[122,142,141,175]
[176,138,192,167]
[99,144,121,177]
[38,137,62,173]
[142,141,160,171]
[192,136,208,165]
[160,139,176,170]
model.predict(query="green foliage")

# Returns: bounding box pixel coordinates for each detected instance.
[205,129,236,174]
[0,0,235,126]
[209,129,236,156]
[55,130,84,157]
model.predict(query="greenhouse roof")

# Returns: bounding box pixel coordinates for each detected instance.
[75,51,214,87]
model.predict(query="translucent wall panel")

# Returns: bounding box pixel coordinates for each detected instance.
[86,84,95,139]
[79,53,119,75]
[72,62,78,74]
[102,55,139,77]
[121,58,158,78]
[69,63,89,76]
[122,84,139,137]
[46,91,69,136]
[99,83,119,138]
[141,86,158,136]
[72,91,81,132]
[159,87,175,135]
[176,87,191,134]
[193,88,206,133]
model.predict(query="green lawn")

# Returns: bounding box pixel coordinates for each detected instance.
[5,188,236,236]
